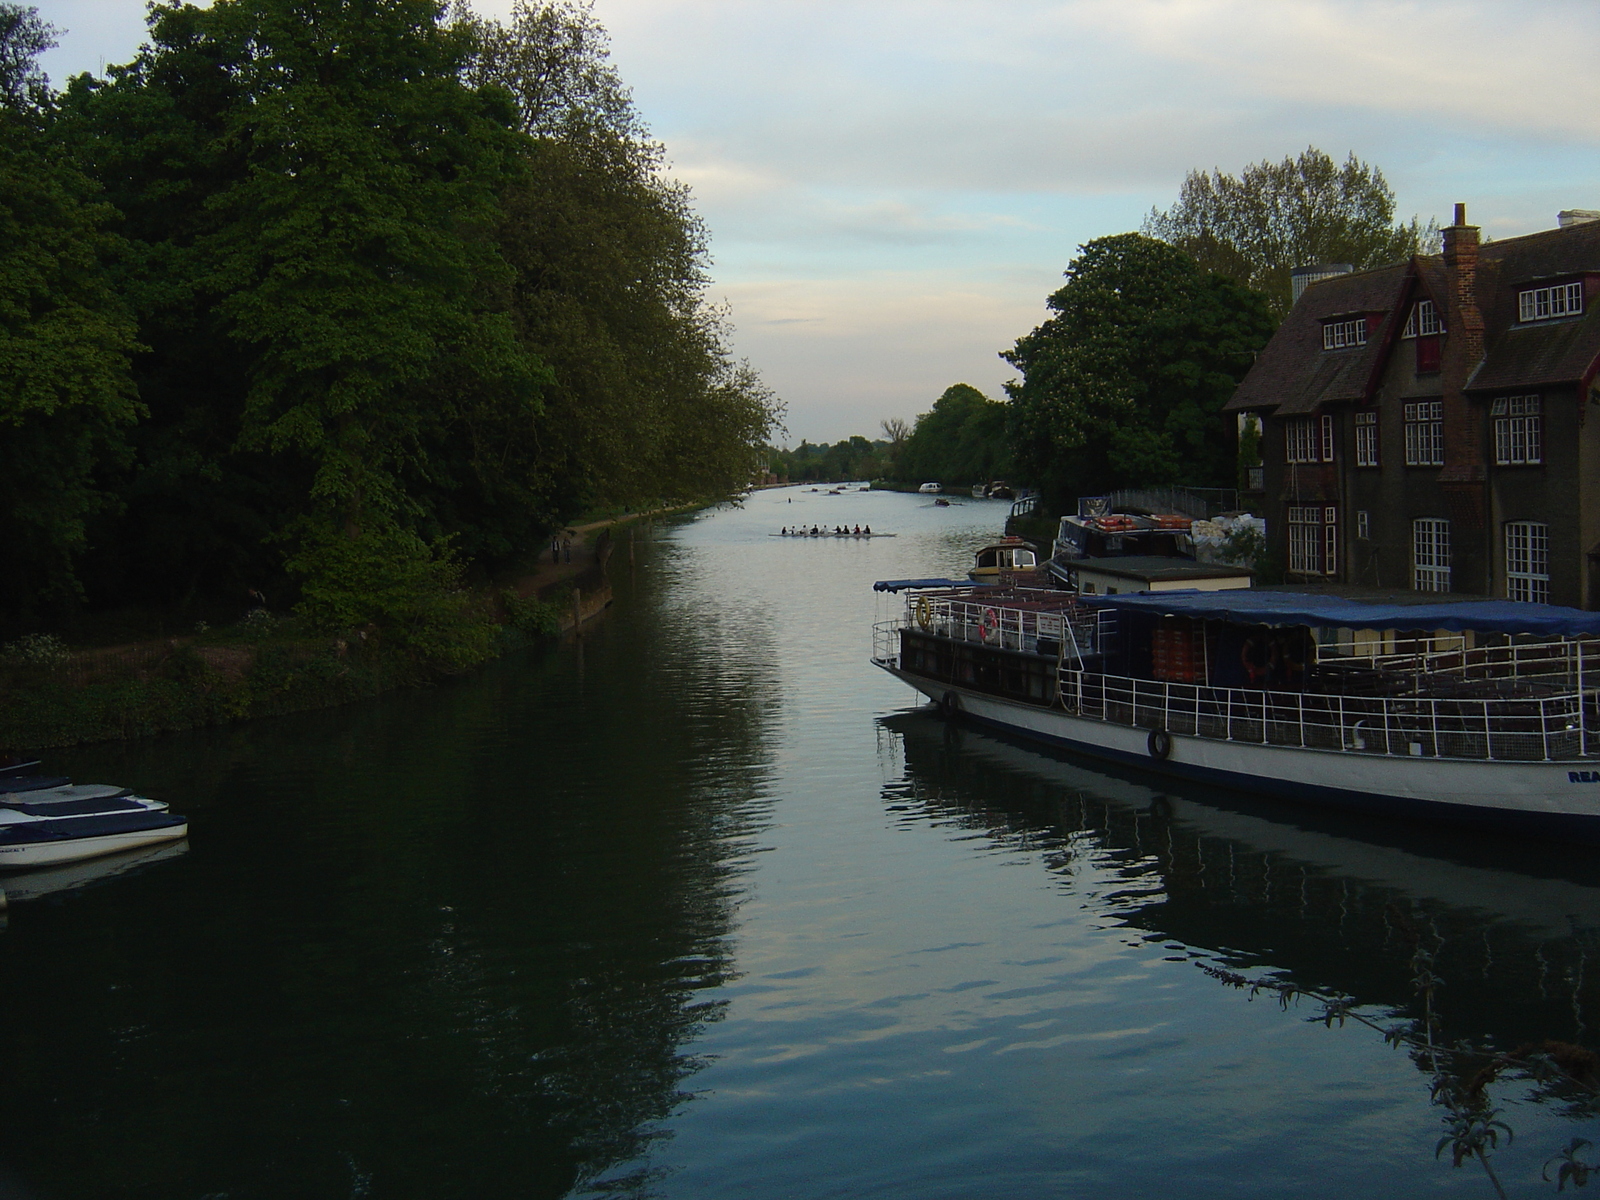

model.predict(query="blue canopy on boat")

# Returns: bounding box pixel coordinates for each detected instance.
[873,578,994,592]
[1080,590,1600,636]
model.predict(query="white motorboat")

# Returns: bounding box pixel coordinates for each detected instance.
[0,791,187,869]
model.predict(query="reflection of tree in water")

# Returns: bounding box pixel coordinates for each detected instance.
[0,585,779,1200]
[881,712,1600,1187]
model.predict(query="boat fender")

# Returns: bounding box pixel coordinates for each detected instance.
[916,598,933,631]
[939,691,960,720]
[1147,728,1172,760]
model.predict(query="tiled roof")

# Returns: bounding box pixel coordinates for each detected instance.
[1224,263,1409,414]
[1469,220,1600,393]
[1228,219,1600,415]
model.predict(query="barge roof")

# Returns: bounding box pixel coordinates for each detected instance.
[1082,590,1600,636]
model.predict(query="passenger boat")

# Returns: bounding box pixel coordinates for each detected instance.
[871,583,1600,840]
[918,482,942,494]
[0,789,186,868]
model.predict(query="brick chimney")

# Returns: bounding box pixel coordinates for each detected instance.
[1441,203,1485,373]
[1438,203,1487,587]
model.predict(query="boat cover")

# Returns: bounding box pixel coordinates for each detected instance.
[0,811,185,846]
[1081,589,1600,636]
[873,578,996,592]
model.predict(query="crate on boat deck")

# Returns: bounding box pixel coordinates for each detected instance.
[1151,620,1205,684]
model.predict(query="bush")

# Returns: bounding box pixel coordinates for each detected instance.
[2,633,69,670]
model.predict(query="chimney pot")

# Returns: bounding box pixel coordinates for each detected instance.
[1454,202,1467,226]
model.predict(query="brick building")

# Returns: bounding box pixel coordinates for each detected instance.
[1226,205,1600,607]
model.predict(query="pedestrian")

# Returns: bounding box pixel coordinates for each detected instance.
[551,536,560,565]
[563,535,572,563]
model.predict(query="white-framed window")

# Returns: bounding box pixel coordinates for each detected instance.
[1401,299,1443,338]
[1286,417,1316,463]
[1505,521,1550,604]
[1413,518,1451,592]
[1355,411,1378,466]
[1285,415,1334,464]
[1519,281,1584,323]
[1404,401,1444,466]
[1492,395,1542,465]
[1323,317,1368,349]
[1356,510,1370,540]
[1289,506,1337,576]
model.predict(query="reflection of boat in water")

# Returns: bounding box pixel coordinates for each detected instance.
[0,840,189,906]
[872,583,1600,840]
[879,708,1600,1041]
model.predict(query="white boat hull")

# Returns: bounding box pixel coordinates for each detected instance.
[0,821,189,869]
[878,661,1600,838]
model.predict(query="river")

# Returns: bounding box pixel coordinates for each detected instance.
[8,486,1600,1198]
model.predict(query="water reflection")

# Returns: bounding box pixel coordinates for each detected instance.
[0,549,779,1200]
[881,710,1600,1168]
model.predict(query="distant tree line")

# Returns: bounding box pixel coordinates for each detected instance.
[0,0,779,644]
[767,437,889,483]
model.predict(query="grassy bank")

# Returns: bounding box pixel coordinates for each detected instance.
[0,499,716,753]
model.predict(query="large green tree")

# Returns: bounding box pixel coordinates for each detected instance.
[462,0,780,515]
[1002,234,1273,514]
[1143,147,1430,319]
[58,0,550,645]
[898,383,1010,487]
[0,5,141,627]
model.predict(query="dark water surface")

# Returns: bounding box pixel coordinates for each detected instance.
[10,487,1600,1198]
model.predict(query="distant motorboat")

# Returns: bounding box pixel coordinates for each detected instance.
[918,482,942,494]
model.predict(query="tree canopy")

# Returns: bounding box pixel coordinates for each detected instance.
[1,0,780,643]
[898,384,1010,487]
[1143,147,1431,319]
[1002,234,1273,514]
[0,3,141,623]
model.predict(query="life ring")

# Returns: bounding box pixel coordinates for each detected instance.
[979,607,999,643]
[1147,728,1172,760]
[916,597,933,631]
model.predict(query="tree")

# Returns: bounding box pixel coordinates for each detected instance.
[1002,234,1273,515]
[0,2,51,109]
[1143,147,1431,319]
[898,384,1010,486]
[464,0,779,517]
[57,0,551,630]
[0,4,142,627]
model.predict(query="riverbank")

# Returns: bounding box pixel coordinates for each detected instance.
[0,501,708,752]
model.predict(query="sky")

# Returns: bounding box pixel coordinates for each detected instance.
[33,0,1600,446]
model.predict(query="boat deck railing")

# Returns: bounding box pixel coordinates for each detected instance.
[879,594,1102,661]
[1059,669,1592,762]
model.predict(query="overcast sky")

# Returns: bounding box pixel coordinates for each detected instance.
[34,0,1600,445]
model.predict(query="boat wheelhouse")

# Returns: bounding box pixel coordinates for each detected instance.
[871,583,1600,839]
[969,538,1039,582]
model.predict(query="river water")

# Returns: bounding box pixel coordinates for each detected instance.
[9,487,1600,1198]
